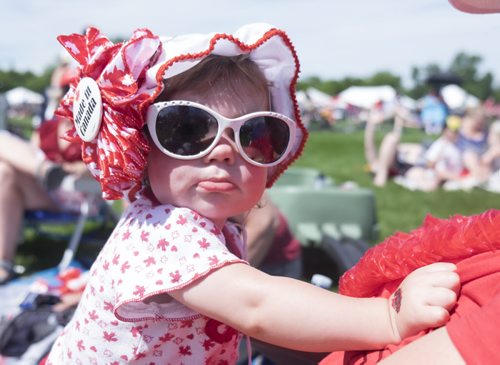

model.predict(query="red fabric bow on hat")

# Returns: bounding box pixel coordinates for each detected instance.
[56,27,163,200]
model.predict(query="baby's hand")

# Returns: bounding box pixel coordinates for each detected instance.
[389,262,460,341]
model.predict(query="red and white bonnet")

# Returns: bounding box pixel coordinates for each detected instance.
[57,23,307,200]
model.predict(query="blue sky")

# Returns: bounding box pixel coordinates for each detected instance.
[1,0,500,87]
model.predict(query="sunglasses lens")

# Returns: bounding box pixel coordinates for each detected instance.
[239,116,291,164]
[155,105,218,156]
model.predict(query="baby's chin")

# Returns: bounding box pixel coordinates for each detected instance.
[186,202,245,227]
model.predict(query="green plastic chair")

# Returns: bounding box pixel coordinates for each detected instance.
[267,185,378,276]
[267,185,379,246]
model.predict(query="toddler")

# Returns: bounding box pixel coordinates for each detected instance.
[45,24,459,364]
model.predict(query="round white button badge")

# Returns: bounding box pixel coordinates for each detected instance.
[73,77,103,142]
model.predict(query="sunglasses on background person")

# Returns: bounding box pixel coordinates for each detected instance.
[146,100,297,167]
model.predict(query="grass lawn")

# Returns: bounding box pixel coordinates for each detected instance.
[294,125,500,241]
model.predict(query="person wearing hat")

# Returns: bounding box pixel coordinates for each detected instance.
[43,24,459,364]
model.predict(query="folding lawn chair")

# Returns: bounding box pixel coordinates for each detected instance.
[267,185,378,280]
[23,175,118,271]
[0,176,118,364]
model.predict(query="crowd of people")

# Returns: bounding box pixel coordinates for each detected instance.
[364,98,500,192]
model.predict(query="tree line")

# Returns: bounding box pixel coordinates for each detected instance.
[1,52,499,102]
[298,52,500,102]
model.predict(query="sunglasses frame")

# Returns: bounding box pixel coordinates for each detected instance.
[146,100,297,167]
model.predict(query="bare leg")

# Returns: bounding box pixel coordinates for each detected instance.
[364,118,379,171]
[0,161,56,282]
[373,132,399,186]
[0,131,67,190]
[0,131,45,176]
[364,109,387,172]
[372,116,404,187]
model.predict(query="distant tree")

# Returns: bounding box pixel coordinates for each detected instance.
[0,68,52,94]
[365,71,402,91]
[406,63,443,99]
[448,52,495,100]
[299,73,402,96]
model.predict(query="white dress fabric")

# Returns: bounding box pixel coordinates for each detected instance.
[46,194,248,364]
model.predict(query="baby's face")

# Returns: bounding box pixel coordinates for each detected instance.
[147,91,268,228]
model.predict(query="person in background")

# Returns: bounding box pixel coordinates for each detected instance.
[396,115,465,192]
[364,103,424,187]
[0,116,86,284]
[240,192,302,279]
[455,106,491,185]
[481,120,500,173]
[420,86,449,135]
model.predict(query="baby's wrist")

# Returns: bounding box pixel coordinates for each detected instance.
[386,290,403,344]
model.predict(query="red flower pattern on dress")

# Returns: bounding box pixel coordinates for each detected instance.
[103,301,114,312]
[176,215,187,225]
[208,255,219,265]
[120,261,131,273]
[159,332,175,343]
[46,200,246,364]
[157,238,169,251]
[122,230,131,240]
[103,331,118,342]
[77,340,85,351]
[141,230,150,242]
[205,319,238,344]
[88,310,99,321]
[144,256,156,267]
[133,285,146,297]
[169,270,181,283]
[198,237,210,250]
[179,345,192,356]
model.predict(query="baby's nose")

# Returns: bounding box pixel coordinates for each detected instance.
[203,130,237,165]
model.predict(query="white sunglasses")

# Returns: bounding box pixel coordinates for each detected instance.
[146,100,297,167]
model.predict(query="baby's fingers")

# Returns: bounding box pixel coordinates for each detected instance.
[422,305,451,329]
[426,287,458,311]
[415,262,457,274]
[429,270,461,294]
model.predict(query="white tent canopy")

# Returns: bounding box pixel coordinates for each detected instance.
[440,84,480,111]
[337,85,397,109]
[5,87,44,106]
[296,87,337,110]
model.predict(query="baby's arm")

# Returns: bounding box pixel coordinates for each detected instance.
[169,262,458,352]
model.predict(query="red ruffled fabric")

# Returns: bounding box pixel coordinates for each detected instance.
[340,209,500,297]
[56,27,163,200]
